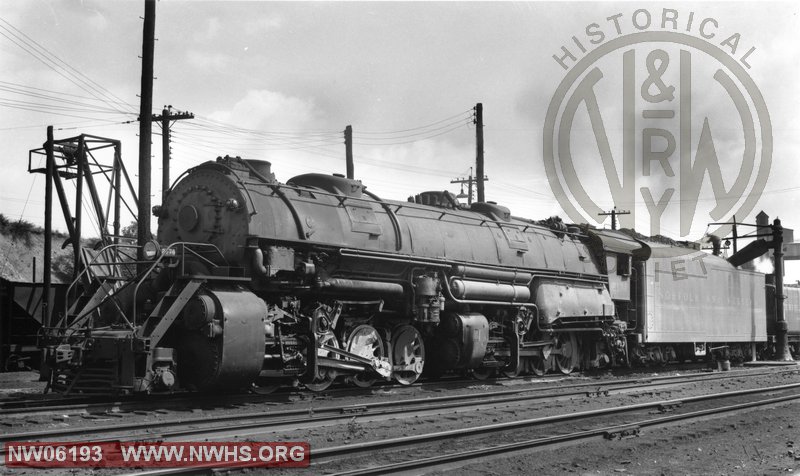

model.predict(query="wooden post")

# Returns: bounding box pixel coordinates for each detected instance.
[137,0,156,269]
[43,126,54,328]
[475,103,485,203]
[74,138,84,275]
[114,143,122,244]
[152,107,192,203]
[161,107,170,203]
[345,125,354,179]
[773,218,793,361]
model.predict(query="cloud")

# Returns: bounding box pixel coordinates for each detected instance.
[208,89,324,131]
[194,17,221,42]
[86,8,109,31]
[244,16,283,36]
[185,49,230,71]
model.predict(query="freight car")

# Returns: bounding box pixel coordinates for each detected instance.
[1,277,66,371]
[37,156,794,394]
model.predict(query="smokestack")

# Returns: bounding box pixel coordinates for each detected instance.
[707,234,721,256]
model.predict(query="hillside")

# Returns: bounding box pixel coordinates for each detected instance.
[0,215,77,284]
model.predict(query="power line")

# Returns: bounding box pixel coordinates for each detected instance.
[0,18,137,115]
[355,109,472,135]
[0,98,125,115]
[0,81,132,112]
[0,100,136,122]
[353,118,472,146]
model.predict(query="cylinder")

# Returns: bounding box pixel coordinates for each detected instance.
[450,279,530,302]
[450,265,532,285]
[438,312,489,368]
[183,294,216,329]
[439,312,464,337]
[320,278,404,296]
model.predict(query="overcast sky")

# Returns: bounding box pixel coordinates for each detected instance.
[1,1,799,277]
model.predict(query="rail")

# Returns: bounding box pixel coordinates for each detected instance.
[325,390,800,475]
[34,370,797,476]
[4,367,794,448]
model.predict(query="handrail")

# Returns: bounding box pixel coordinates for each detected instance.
[181,244,225,272]
[64,279,139,336]
[363,189,403,251]
[338,248,606,284]
[131,242,227,326]
[58,242,227,334]
[61,243,140,329]
[242,179,572,238]
[267,184,307,240]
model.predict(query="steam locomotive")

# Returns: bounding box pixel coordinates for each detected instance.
[39,156,797,394]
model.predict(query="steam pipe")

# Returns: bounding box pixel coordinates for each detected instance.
[252,248,267,276]
[440,272,538,308]
[318,278,404,296]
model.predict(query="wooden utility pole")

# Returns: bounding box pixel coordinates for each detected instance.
[598,207,630,230]
[137,0,156,268]
[153,106,194,202]
[451,168,475,205]
[345,125,354,179]
[773,218,793,361]
[43,125,54,328]
[474,103,485,203]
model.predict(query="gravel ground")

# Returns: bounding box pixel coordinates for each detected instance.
[1,364,799,476]
[0,371,46,397]
[442,398,800,476]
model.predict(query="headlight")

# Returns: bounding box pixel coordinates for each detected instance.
[143,239,162,260]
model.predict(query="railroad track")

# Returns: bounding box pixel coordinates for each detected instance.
[1,367,796,449]
[0,360,722,412]
[322,386,800,476]
[103,379,800,476]
[0,391,277,419]
[0,362,790,420]
[0,374,481,418]
[0,363,752,419]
